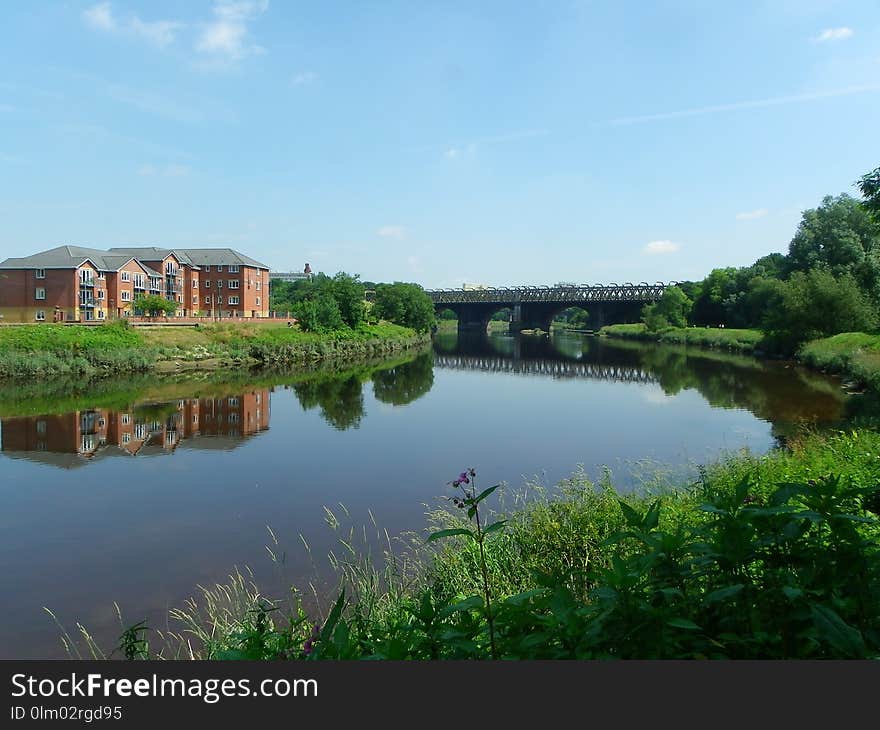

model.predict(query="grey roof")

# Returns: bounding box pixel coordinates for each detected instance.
[108,246,270,270]
[0,245,135,272]
[1,245,270,272]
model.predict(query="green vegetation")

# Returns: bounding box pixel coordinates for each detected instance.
[602,323,764,353]
[642,286,692,331]
[552,307,590,330]
[0,321,153,378]
[799,333,880,392]
[372,282,436,333]
[133,294,178,317]
[0,319,429,381]
[78,430,879,660]
[670,166,880,353]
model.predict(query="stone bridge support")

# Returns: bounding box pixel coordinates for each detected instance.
[436,297,648,334]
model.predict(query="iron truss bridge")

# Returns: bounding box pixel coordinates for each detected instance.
[433,354,658,384]
[427,282,674,305]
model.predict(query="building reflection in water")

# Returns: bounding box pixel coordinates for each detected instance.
[0,389,270,469]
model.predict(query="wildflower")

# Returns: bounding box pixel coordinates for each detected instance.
[303,622,320,656]
[458,471,470,485]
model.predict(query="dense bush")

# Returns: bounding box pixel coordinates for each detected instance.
[761,269,878,351]
[372,282,436,332]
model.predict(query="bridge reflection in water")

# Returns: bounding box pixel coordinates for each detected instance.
[433,330,657,384]
[433,353,658,384]
[433,329,854,436]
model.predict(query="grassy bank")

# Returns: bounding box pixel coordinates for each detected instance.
[799,333,880,391]
[0,321,428,380]
[600,323,764,353]
[71,429,880,660]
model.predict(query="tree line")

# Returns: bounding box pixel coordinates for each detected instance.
[645,164,880,352]
[270,273,436,333]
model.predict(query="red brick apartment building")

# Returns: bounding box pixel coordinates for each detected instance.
[0,246,271,322]
[0,390,270,467]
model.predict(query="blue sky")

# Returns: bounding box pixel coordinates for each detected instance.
[1,1,878,287]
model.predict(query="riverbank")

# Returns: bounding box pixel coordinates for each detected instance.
[600,323,764,353]
[71,428,879,660]
[601,323,880,392]
[0,321,429,380]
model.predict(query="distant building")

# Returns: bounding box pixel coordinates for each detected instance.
[270,263,314,283]
[462,283,488,291]
[0,245,271,321]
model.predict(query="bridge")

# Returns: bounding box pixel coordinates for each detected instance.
[427,282,672,332]
[433,353,657,384]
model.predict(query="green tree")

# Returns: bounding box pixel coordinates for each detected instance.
[293,294,344,332]
[786,194,880,294]
[373,282,436,332]
[133,294,178,317]
[329,272,366,328]
[857,164,880,221]
[642,286,692,332]
[762,269,879,351]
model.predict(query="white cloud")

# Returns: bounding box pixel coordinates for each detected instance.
[129,17,184,48]
[196,0,268,62]
[377,225,406,239]
[816,27,854,42]
[642,240,680,255]
[736,208,769,221]
[291,71,318,86]
[84,2,116,31]
[83,3,183,48]
[444,147,459,159]
[603,84,880,126]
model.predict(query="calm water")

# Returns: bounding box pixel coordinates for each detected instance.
[0,332,861,658]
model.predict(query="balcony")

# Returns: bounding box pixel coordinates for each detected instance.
[79,278,96,288]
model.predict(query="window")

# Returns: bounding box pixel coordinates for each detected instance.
[121,291,131,301]
[98,271,105,279]
[165,261,176,275]
[121,271,131,282]
[192,280,198,288]
[122,433,131,445]
[133,274,145,288]
[35,287,46,300]
[35,268,45,279]
[255,297,261,306]
[35,310,46,321]
[228,397,239,407]
[97,290,105,300]
[36,420,47,434]
[98,310,105,319]
[79,269,94,285]
[121,414,131,425]
[205,296,211,304]
[228,280,239,289]
[217,279,223,288]
[229,265,240,273]
[228,295,240,305]
[256,281,261,290]
[216,265,224,272]
[217,295,223,304]
[204,280,210,288]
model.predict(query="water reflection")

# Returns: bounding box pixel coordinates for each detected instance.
[1,390,271,469]
[433,331,850,436]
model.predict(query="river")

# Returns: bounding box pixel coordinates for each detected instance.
[0,331,864,658]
